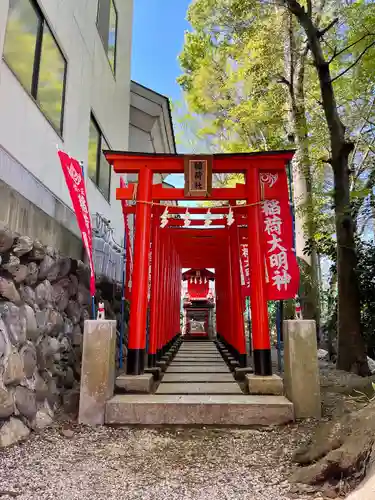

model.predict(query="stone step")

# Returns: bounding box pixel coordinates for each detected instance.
[177,353,219,356]
[175,354,222,358]
[174,354,221,357]
[169,362,227,368]
[176,350,221,354]
[105,395,294,426]
[167,365,231,373]
[180,344,217,347]
[162,373,235,383]
[177,351,220,354]
[156,382,242,395]
[180,343,216,345]
[178,348,219,352]
[172,358,224,363]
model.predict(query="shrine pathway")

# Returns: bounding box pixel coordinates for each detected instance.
[156,340,243,395]
[0,423,319,500]
[0,342,324,499]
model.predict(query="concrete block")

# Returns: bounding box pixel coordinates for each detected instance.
[229,360,240,370]
[220,350,231,358]
[156,360,167,372]
[144,367,162,380]
[79,320,116,425]
[116,374,153,393]
[105,394,294,426]
[234,367,254,380]
[246,374,284,395]
[283,320,321,419]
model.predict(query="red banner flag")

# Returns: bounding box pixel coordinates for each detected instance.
[238,170,299,301]
[58,150,96,296]
[120,177,133,300]
[239,242,250,299]
[259,170,300,300]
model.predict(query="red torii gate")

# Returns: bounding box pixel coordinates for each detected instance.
[105,150,295,377]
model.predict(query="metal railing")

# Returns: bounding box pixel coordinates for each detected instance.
[92,212,125,283]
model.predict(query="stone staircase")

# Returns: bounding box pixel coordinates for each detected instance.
[105,339,294,426]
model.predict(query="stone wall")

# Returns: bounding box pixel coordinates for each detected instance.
[0,223,123,448]
[0,176,82,260]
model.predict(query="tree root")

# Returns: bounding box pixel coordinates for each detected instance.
[291,401,375,488]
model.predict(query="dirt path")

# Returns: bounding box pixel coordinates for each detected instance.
[0,423,321,500]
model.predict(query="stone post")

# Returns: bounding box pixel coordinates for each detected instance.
[283,320,321,419]
[78,320,116,425]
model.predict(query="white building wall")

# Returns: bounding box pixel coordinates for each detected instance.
[129,125,154,153]
[0,0,133,242]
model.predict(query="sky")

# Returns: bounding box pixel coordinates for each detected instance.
[131,0,191,105]
[131,0,193,188]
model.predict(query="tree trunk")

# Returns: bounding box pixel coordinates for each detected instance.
[283,11,320,327]
[326,271,337,360]
[371,192,375,239]
[333,150,368,375]
[284,0,369,375]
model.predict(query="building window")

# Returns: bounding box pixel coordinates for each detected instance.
[3,0,67,136]
[88,115,111,201]
[96,0,118,74]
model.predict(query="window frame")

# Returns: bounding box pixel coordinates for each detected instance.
[96,0,118,76]
[89,113,112,203]
[2,0,67,137]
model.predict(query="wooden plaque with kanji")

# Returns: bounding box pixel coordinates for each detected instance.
[184,155,213,197]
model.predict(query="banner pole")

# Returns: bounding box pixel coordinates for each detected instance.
[276,301,282,372]
[246,296,252,356]
[58,151,96,318]
[119,226,127,369]
[287,161,297,255]
[287,160,301,319]
[80,160,96,320]
[91,296,96,319]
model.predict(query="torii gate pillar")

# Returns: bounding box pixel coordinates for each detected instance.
[246,167,272,376]
[127,167,153,375]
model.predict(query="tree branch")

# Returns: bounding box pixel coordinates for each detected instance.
[307,0,312,18]
[349,95,375,172]
[363,118,375,129]
[283,0,346,144]
[314,0,328,29]
[329,33,375,63]
[276,75,292,87]
[331,40,375,83]
[317,17,339,38]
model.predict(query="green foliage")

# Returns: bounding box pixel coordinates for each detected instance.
[178,0,375,364]
[177,0,289,152]
[178,0,375,239]
[322,239,375,358]
[357,241,375,358]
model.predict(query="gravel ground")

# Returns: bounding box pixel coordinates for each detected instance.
[0,422,322,500]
